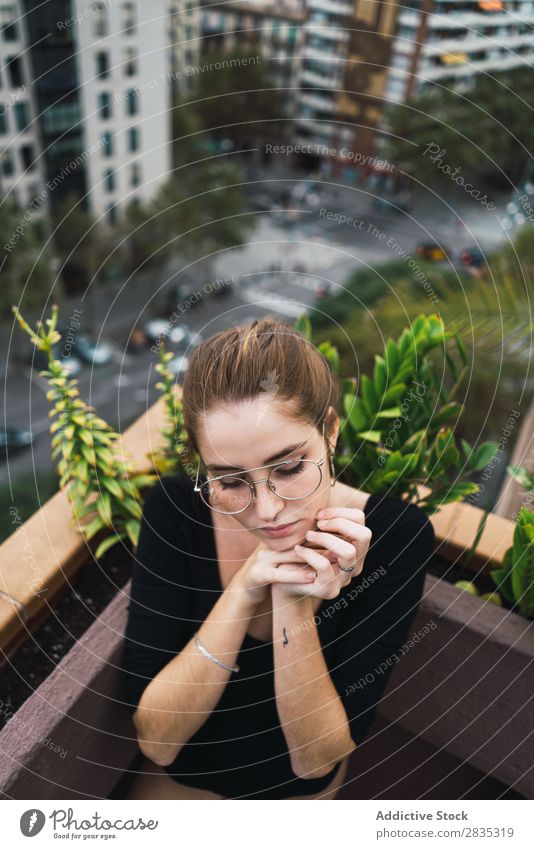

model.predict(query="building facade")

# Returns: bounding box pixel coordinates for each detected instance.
[385,0,534,104]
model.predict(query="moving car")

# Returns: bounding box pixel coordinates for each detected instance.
[415,242,449,262]
[459,247,486,269]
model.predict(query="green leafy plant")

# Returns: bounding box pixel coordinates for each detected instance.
[487,465,534,618]
[13,305,157,558]
[294,313,498,513]
[152,342,196,475]
[490,506,534,619]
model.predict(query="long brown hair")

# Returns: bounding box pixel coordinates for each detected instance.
[181,316,340,457]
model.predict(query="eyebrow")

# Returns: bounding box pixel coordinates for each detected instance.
[205,438,309,473]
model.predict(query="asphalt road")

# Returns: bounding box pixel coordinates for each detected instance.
[1,170,510,486]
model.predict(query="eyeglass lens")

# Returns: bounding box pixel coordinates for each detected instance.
[199,459,322,514]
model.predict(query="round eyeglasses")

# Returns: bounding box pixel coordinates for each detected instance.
[194,424,326,515]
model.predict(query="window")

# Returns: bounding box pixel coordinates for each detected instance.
[93,2,108,37]
[96,51,110,79]
[123,46,137,76]
[20,143,34,170]
[104,168,115,192]
[130,161,140,186]
[121,2,136,34]
[1,5,17,41]
[127,126,139,151]
[42,102,81,133]
[14,100,28,131]
[101,131,113,156]
[6,54,23,87]
[125,88,139,115]
[0,148,14,175]
[98,91,112,119]
[107,202,117,223]
[0,107,7,133]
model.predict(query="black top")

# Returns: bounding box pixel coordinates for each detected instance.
[122,473,435,800]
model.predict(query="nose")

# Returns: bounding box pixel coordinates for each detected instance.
[250,477,285,523]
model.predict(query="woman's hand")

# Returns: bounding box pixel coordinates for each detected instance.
[274,506,372,600]
[233,541,317,606]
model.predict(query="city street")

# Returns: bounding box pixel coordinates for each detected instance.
[1,167,511,485]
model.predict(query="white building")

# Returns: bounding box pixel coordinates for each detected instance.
[295,0,353,151]
[72,0,171,223]
[386,0,534,104]
[0,2,47,211]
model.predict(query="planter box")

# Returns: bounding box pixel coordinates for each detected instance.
[377,574,534,799]
[1,569,532,799]
[0,585,137,800]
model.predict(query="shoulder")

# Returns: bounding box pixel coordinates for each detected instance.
[141,472,197,521]
[363,493,435,560]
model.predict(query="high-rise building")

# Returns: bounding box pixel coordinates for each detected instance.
[385,0,534,104]
[0,2,47,211]
[8,0,171,225]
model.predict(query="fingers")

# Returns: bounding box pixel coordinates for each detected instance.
[268,564,316,584]
[305,528,356,562]
[317,507,366,524]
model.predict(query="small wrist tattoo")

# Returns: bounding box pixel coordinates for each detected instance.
[282,627,288,647]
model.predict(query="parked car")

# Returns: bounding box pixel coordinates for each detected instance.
[143,319,203,351]
[0,427,33,459]
[56,325,114,366]
[415,242,450,262]
[459,247,486,269]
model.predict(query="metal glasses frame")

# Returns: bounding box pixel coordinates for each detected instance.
[193,421,327,514]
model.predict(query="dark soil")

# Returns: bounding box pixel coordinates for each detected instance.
[0,541,133,730]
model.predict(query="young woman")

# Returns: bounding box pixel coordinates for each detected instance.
[122,317,435,800]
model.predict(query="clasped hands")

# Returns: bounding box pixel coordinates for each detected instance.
[272,506,372,600]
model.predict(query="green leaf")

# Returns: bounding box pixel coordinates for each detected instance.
[361,374,378,415]
[80,516,104,541]
[293,314,311,341]
[344,394,368,431]
[101,477,125,500]
[96,492,113,527]
[125,520,140,547]
[375,407,401,419]
[471,441,499,471]
[356,430,382,443]
[373,356,387,394]
[385,338,399,375]
[382,383,406,406]
[94,532,128,560]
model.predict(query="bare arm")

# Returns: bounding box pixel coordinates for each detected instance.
[271,587,356,779]
[133,573,256,767]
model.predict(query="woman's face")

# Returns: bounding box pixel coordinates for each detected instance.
[197,399,339,551]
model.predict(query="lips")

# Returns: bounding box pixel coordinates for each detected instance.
[260,520,299,537]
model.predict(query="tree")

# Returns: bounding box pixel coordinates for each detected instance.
[51,193,113,294]
[183,47,287,148]
[0,195,56,319]
[383,68,534,189]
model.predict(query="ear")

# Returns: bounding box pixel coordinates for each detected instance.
[325,405,340,450]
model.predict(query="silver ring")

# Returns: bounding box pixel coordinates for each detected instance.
[338,563,356,573]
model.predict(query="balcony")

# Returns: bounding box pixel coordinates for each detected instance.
[0,388,533,800]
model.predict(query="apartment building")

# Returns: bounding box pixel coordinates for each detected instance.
[189,0,306,118]
[4,0,171,225]
[0,2,47,211]
[385,0,534,104]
